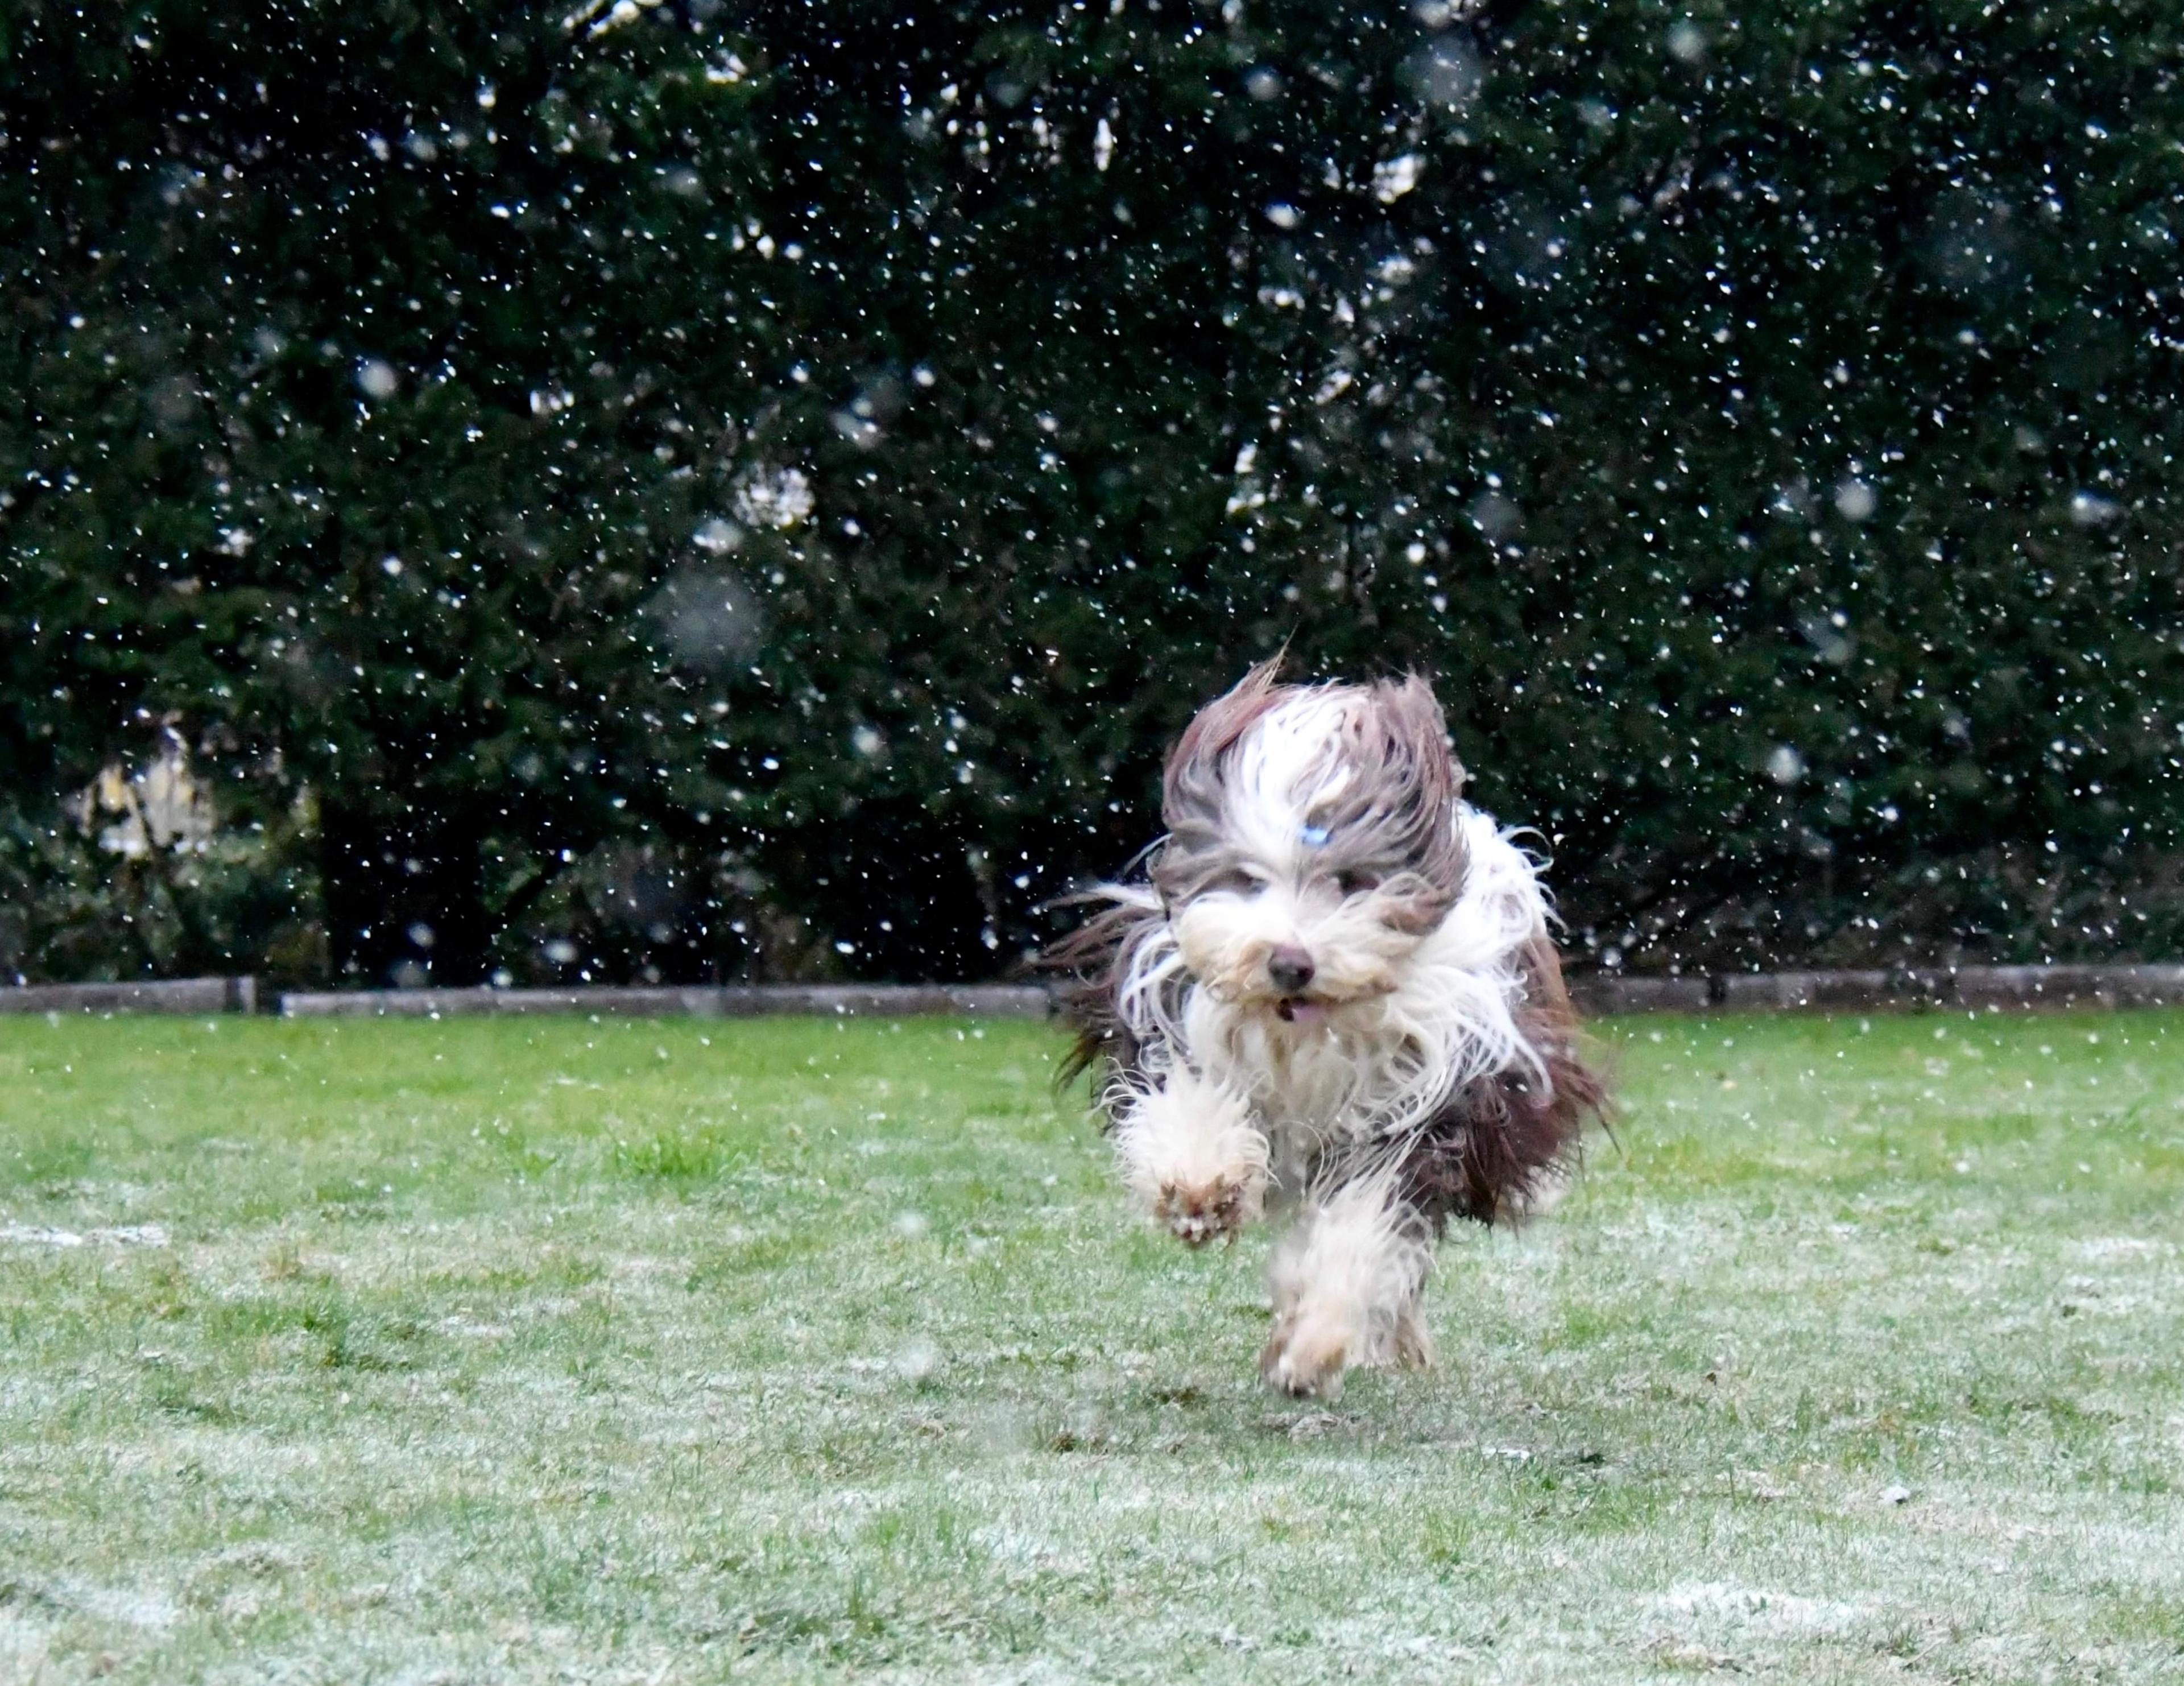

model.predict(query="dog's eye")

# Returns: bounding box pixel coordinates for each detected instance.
[1335,870,1380,898]
[1208,869,1264,898]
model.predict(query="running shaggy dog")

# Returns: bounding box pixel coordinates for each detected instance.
[1043,661,1607,1399]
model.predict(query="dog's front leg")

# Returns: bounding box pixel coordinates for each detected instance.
[1111,1071,1268,1248]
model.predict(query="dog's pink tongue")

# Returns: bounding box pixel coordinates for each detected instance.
[1281,998,1329,1026]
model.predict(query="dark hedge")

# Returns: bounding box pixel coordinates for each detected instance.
[5,0,2183,985]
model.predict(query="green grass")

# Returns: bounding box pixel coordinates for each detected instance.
[4,1009,2184,1683]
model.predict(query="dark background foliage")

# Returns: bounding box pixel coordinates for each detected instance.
[5,0,2182,986]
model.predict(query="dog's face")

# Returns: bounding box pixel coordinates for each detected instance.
[1149,663,1467,1025]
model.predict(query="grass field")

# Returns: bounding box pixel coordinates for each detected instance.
[3,1008,2183,1683]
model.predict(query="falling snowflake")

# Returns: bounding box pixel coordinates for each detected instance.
[693,517,744,555]
[1767,746,1806,787]
[1372,154,1424,204]
[734,465,814,530]
[355,359,399,400]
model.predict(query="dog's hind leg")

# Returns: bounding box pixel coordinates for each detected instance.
[1391,1297,1436,1370]
[1259,1172,1433,1399]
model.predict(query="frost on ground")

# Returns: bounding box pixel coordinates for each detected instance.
[2,1011,2183,1683]
[0,1222,170,1249]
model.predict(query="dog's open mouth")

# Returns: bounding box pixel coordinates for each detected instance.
[1273,995,1331,1025]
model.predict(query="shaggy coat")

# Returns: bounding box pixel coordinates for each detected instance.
[1044,661,1606,1396]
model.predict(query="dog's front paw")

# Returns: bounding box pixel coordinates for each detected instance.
[1258,1308,1354,1399]
[1153,1173,1254,1248]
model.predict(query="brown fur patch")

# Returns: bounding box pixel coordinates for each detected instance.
[1396,935,1609,1226]
[1160,658,1289,820]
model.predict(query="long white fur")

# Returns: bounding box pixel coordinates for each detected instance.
[1221,690,1360,871]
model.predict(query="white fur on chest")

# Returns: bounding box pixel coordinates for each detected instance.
[1198,1010,1412,1200]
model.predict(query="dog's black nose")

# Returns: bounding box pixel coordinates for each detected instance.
[1267,945,1316,994]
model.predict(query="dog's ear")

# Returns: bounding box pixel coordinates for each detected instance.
[1377,672,1466,803]
[1161,658,1287,825]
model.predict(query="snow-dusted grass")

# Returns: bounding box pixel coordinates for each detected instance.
[4,1009,2183,1683]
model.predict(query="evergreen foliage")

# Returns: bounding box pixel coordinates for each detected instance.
[4,0,2182,983]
